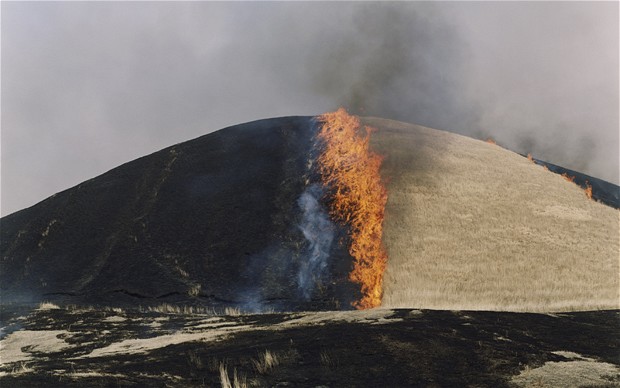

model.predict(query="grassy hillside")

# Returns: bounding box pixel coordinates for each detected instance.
[367,117,619,312]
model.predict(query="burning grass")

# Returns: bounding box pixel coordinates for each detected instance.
[316,108,388,309]
[527,154,595,201]
[561,173,575,183]
[584,181,593,200]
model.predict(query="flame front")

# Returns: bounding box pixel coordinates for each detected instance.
[584,181,593,200]
[316,108,388,309]
[562,173,576,183]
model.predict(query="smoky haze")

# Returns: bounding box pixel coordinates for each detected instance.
[2,2,618,216]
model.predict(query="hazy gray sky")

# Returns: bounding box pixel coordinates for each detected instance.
[2,2,618,216]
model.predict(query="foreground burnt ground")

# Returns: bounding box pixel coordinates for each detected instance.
[1,306,618,387]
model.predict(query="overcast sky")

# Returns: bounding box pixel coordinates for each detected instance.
[2,2,618,216]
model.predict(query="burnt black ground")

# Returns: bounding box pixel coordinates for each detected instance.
[1,116,356,311]
[0,306,618,387]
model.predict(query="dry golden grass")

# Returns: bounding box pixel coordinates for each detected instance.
[365,117,619,312]
[252,350,279,375]
[219,363,232,388]
[219,363,248,388]
[37,302,60,311]
[143,303,215,315]
[511,358,619,387]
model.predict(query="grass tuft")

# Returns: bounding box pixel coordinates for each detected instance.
[219,363,231,388]
[224,307,241,316]
[37,302,60,311]
[252,350,279,374]
[11,362,34,375]
[219,363,247,388]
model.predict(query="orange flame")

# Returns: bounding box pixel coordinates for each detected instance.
[486,138,496,145]
[584,181,593,200]
[562,173,575,183]
[527,153,548,170]
[316,108,388,309]
[562,174,593,200]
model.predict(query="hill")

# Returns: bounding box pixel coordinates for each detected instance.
[366,117,619,312]
[1,117,355,311]
[1,112,619,386]
[2,114,617,312]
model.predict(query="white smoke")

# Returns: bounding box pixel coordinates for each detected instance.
[296,183,335,300]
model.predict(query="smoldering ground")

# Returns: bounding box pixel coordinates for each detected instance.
[296,184,335,301]
[234,122,348,312]
[2,2,618,216]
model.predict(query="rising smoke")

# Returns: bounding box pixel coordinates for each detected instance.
[2,2,618,215]
[233,183,337,311]
[296,184,335,300]
[306,2,618,185]
[307,3,471,133]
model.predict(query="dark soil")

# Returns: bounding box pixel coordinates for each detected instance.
[1,306,618,387]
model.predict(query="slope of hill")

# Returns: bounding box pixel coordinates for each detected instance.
[364,117,619,312]
[1,115,618,312]
[2,113,619,386]
[0,117,354,311]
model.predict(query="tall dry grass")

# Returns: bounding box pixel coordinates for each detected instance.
[219,363,247,388]
[252,350,279,374]
[366,117,619,312]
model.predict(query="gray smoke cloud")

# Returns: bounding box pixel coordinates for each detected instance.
[2,2,618,216]
[297,184,335,300]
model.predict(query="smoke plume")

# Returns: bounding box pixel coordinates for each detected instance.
[296,184,335,300]
[2,2,617,215]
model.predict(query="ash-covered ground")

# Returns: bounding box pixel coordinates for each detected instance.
[1,305,618,387]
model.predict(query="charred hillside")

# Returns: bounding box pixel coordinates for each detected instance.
[0,116,355,310]
[2,112,618,313]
